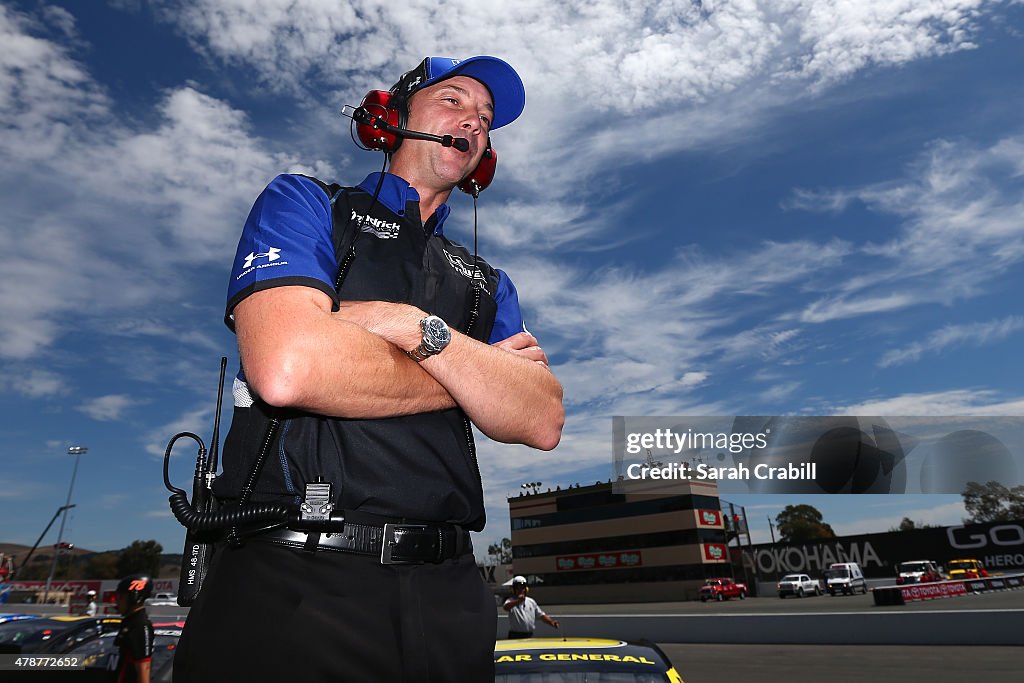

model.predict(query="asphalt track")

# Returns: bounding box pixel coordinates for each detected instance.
[497,589,1024,646]
[659,644,1022,683]
[87,587,1024,645]
[20,589,1024,681]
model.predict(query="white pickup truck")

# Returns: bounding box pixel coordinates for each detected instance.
[777,573,821,598]
[145,592,179,606]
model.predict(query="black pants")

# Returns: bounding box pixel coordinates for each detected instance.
[173,541,495,682]
[506,630,533,639]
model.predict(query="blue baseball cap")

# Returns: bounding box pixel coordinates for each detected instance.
[390,56,525,130]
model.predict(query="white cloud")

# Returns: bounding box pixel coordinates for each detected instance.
[155,0,993,103]
[834,389,1024,415]
[4,368,68,398]
[144,404,217,458]
[146,0,1002,201]
[78,394,136,421]
[789,134,1024,322]
[0,5,111,162]
[879,316,1024,367]
[1,0,1016,369]
[0,13,333,361]
[503,238,850,415]
[800,293,916,323]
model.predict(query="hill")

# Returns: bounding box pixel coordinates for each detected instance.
[1,542,182,580]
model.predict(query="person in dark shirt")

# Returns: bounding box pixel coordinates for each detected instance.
[113,575,154,683]
[174,54,564,683]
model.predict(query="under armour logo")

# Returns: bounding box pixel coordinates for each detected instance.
[243,247,281,269]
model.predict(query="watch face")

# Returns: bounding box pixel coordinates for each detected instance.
[422,315,451,352]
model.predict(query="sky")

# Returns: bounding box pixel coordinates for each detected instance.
[2,0,1023,564]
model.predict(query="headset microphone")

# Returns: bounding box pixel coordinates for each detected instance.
[342,105,470,152]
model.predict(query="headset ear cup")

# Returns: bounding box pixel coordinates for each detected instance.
[355,90,403,152]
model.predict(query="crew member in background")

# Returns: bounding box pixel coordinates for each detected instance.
[504,575,559,638]
[85,589,98,617]
[113,575,154,683]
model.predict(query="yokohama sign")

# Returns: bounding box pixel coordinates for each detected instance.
[747,519,1024,579]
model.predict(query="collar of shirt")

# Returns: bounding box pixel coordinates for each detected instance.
[358,172,451,236]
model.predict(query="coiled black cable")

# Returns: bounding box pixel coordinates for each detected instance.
[163,429,297,532]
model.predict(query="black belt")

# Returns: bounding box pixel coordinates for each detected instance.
[251,521,472,565]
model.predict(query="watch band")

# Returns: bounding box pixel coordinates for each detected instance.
[405,344,433,362]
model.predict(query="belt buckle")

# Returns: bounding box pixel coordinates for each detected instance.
[380,523,429,565]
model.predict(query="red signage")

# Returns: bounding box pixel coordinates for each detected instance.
[696,509,723,528]
[702,543,729,562]
[555,551,643,571]
[6,580,102,594]
[900,581,968,602]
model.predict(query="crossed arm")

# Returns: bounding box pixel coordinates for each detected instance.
[234,286,564,450]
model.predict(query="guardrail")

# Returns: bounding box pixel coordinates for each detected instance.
[873,573,1024,606]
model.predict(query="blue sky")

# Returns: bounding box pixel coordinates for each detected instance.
[2,0,1023,561]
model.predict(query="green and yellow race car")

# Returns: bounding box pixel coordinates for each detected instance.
[495,637,685,682]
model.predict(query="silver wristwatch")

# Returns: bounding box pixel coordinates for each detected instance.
[406,315,451,362]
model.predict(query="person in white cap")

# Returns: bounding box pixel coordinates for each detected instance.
[174,55,563,683]
[85,590,97,617]
[504,576,560,638]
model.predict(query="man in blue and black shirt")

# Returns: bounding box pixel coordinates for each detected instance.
[174,56,563,682]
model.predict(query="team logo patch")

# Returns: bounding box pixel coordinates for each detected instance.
[350,210,400,239]
[236,246,289,281]
[443,249,489,291]
[243,247,281,269]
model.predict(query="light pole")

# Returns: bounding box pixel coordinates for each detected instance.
[521,481,543,495]
[42,446,87,604]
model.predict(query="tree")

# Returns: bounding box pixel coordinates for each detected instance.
[86,552,121,579]
[487,538,512,564]
[117,540,163,578]
[962,480,1024,523]
[888,516,937,532]
[775,504,836,543]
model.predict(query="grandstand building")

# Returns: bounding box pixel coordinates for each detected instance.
[508,478,730,603]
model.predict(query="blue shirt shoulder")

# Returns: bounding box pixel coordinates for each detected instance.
[225,174,337,326]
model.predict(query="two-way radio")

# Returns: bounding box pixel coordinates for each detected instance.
[163,357,293,606]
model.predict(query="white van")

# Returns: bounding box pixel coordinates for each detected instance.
[824,562,867,595]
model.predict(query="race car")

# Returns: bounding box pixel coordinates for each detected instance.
[895,560,943,584]
[0,613,40,625]
[494,637,685,682]
[0,615,121,655]
[946,558,988,580]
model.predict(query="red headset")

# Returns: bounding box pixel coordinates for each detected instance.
[353,89,497,196]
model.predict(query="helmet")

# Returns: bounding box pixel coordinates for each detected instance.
[512,575,527,587]
[115,575,153,607]
[86,590,96,597]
